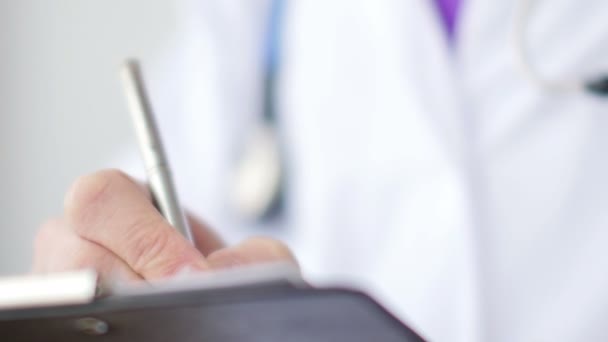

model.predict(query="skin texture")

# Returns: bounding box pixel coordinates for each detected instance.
[32,169,297,282]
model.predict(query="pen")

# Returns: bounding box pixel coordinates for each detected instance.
[119,59,194,243]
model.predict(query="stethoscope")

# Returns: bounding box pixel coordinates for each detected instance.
[231,0,608,222]
[514,0,608,95]
[230,0,287,222]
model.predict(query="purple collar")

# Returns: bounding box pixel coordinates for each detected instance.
[434,0,462,41]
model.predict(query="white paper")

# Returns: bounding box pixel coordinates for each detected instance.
[110,261,305,297]
[0,269,97,310]
[0,262,303,311]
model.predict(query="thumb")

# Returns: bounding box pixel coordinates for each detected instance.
[206,237,298,270]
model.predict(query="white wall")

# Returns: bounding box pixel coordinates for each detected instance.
[0,1,176,275]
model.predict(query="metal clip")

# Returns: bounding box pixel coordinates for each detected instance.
[74,317,109,336]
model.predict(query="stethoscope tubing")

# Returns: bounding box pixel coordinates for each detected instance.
[513,0,608,96]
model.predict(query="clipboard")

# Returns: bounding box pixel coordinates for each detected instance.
[0,265,425,341]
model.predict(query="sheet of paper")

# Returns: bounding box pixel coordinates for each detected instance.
[110,261,304,297]
[0,270,97,310]
[0,262,303,311]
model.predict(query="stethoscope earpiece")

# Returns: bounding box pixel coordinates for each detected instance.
[586,77,608,97]
[231,123,283,221]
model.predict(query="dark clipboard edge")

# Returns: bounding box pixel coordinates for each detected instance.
[0,282,425,341]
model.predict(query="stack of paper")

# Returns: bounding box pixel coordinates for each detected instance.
[0,262,302,310]
[0,270,98,310]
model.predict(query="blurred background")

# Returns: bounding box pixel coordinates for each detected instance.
[0,1,176,275]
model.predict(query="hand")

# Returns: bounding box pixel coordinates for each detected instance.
[32,169,296,281]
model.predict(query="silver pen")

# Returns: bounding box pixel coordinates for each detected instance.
[120,59,194,243]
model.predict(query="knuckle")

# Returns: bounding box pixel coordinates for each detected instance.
[64,169,130,233]
[34,218,62,252]
[126,222,185,276]
[68,250,111,272]
[33,219,88,273]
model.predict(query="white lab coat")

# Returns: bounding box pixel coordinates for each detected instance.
[132,0,608,341]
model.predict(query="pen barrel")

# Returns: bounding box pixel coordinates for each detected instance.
[121,59,194,243]
[147,163,193,242]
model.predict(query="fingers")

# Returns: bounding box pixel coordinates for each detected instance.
[36,169,298,282]
[64,169,208,279]
[33,218,142,282]
[207,237,298,270]
[188,214,225,256]
[130,178,225,256]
